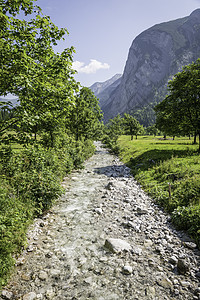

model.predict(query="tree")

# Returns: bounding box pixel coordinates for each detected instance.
[0,0,78,145]
[1,1,63,96]
[145,125,159,136]
[1,0,36,15]
[123,113,143,140]
[15,49,78,146]
[67,87,103,141]
[104,114,124,145]
[154,59,200,148]
[154,96,183,139]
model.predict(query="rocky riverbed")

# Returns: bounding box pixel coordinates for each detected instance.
[2,142,200,300]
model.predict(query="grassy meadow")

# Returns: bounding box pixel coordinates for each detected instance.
[117,135,200,244]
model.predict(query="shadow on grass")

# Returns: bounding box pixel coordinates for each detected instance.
[127,148,197,175]
[153,142,195,146]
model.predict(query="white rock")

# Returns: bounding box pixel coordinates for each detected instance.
[1,290,13,300]
[104,238,132,253]
[122,265,133,275]
[38,270,48,281]
[45,289,55,300]
[95,208,103,215]
[137,207,149,215]
[84,276,93,285]
[16,257,26,266]
[181,281,191,287]
[50,269,61,278]
[169,256,178,265]
[184,241,197,249]
[23,292,37,300]
[133,247,142,255]
[156,276,173,289]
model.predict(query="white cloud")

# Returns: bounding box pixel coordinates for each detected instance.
[72,59,110,74]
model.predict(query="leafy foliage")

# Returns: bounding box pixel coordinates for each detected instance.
[172,205,200,240]
[0,0,78,144]
[103,114,144,153]
[155,59,200,146]
[0,0,101,289]
[123,113,144,140]
[145,124,160,136]
[0,137,95,288]
[67,87,103,141]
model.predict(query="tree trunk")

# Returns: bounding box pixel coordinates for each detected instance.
[131,135,133,140]
[34,125,37,140]
[75,129,79,141]
[194,133,197,144]
[199,132,200,152]
[50,131,54,148]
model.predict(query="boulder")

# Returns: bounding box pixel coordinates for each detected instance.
[104,238,132,253]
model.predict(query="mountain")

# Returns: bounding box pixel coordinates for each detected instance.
[90,74,122,97]
[99,9,200,122]
[0,97,19,107]
[93,75,122,108]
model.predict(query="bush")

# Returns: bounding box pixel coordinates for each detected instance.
[102,134,120,155]
[172,205,200,243]
[69,139,95,168]
[0,179,32,287]
[0,137,95,288]
[172,177,200,207]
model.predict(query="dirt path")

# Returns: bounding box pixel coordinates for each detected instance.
[2,142,200,300]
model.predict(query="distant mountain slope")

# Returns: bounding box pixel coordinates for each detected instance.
[94,76,122,108]
[90,74,122,98]
[100,9,200,122]
[0,97,19,107]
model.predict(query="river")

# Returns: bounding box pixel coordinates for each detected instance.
[2,142,200,300]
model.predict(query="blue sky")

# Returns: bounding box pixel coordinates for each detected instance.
[22,0,200,88]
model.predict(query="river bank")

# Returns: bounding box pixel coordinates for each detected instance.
[2,142,200,299]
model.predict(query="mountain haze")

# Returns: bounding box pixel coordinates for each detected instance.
[0,97,19,107]
[90,74,122,99]
[90,74,122,108]
[94,9,200,122]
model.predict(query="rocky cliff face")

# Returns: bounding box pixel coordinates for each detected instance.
[92,75,122,108]
[100,9,200,122]
[90,74,122,97]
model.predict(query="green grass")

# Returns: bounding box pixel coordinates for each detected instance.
[117,135,200,244]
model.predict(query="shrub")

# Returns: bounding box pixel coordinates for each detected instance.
[0,179,32,288]
[172,205,200,243]
[0,137,96,288]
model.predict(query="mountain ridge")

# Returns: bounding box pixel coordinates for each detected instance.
[0,97,18,107]
[93,9,200,122]
[90,74,122,96]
